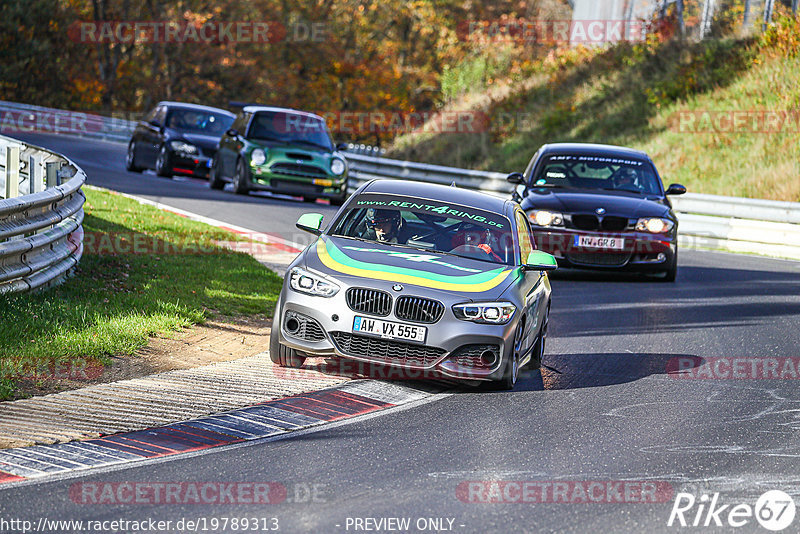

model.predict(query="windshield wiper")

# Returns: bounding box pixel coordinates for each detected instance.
[394,243,461,257]
[531,183,578,190]
[330,235,374,244]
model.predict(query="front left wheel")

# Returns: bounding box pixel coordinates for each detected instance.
[527,303,549,370]
[496,322,524,390]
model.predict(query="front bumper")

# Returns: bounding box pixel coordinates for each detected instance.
[249,166,347,199]
[171,152,212,178]
[276,287,517,381]
[533,229,676,272]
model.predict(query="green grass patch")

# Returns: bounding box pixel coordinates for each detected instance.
[0,187,283,399]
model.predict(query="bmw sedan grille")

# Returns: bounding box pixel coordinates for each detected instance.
[394,296,444,324]
[346,288,392,317]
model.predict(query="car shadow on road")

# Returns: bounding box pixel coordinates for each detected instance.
[507,353,705,392]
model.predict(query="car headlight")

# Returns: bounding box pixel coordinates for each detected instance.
[529,210,564,227]
[169,141,198,155]
[453,302,516,324]
[289,267,339,297]
[251,149,267,166]
[330,158,346,176]
[635,217,674,234]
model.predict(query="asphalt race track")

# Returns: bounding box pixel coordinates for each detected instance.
[2,132,800,532]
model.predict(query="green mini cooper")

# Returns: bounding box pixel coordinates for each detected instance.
[211,106,349,205]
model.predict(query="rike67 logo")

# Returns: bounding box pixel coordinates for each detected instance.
[668,490,796,531]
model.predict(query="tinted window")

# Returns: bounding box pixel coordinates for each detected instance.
[249,111,333,151]
[165,108,234,135]
[531,154,663,195]
[329,193,515,266]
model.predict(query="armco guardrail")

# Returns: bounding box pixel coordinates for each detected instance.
[344,152,512,197]
[0,134,85,294]
[1,101,797,262]
[672,193,800,260]
[0,100,135,143]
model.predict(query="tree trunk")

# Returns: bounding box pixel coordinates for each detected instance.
[699,0,716,39]
[743,0,752,29]
[763,0,775,31]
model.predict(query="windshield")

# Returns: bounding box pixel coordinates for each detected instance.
[329,193,516,266]
[249,111,334,151]
[530,154,663,195]
[165,109,234,135]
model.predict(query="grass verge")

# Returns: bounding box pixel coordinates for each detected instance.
[0,187,283,400]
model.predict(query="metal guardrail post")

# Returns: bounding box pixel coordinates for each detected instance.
[29,155,41,194]
[5,144,19,199]
[45,161,59,189]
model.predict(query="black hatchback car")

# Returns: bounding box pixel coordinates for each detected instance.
[126,102,235,178]
[508,143,686,281]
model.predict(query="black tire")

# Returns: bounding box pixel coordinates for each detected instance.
[269,299,306,368]
[233,158,250,195]
[208,158,225,190]
[155,145,173,177]
[660,249,678,282]
[527,304,549,370]
[495,323,523,391]
[125,142,143,172]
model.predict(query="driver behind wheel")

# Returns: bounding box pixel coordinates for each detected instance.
[613,167,641,190]
[365,208,408,244]
[451,223,503,262]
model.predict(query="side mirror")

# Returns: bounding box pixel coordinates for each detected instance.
[523,250,558,272]
[226,128,239,138]
[296,213,323,235]
[506,172,525,185]
[666,183,687,195]
[335,142,348,151]
[148,119,160,127]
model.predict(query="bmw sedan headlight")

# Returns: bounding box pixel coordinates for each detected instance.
[289,267,339,297]
[169,141,199,155]
[635,217,674,234]
[330,158,346,176]
[453,302,516,324]
[251,148,267,166]
[529,210,564,227]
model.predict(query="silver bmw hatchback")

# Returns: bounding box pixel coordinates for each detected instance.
[270,179,557,389]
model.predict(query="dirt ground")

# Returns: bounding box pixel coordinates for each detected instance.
[11,315,273,400]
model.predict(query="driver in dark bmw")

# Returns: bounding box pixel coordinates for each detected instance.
[508,143,687,281]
